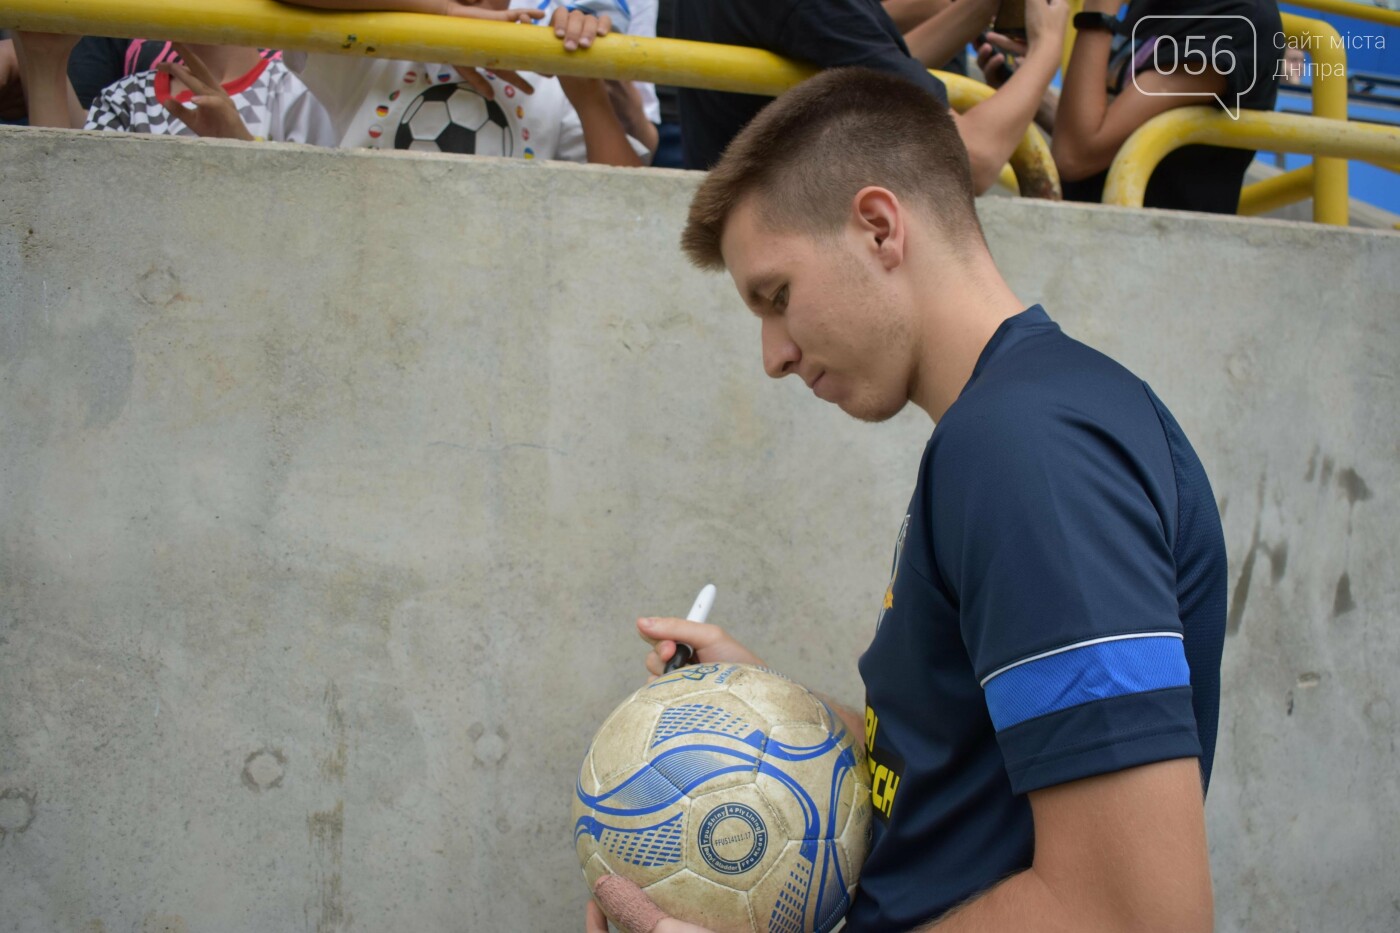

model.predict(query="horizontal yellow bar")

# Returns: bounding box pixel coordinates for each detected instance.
[1238,166,1314,216]
[1105,107,1400,210]
[1284,0,1400,28]
[2,0,814,95]
[0,0,1059,197]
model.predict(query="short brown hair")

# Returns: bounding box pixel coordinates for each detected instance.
[681,68,983,271]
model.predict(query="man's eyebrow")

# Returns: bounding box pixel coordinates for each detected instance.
[743,273,781,308]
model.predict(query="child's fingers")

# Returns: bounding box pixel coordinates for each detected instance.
[167,61,218,99]
[492,68,534,95]
[169,42,221,90]
[562,9,587,50]
[598,13,612,35]
[160,97,196,124]
[453,66,495,100]
[580,15,600,48]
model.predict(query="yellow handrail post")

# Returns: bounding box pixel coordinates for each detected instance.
[1280,13,1349,225]
[0,0,1059,198]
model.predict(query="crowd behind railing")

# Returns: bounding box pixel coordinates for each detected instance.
[0,0,1337,219]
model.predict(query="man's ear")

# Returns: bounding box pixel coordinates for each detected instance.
[851,186,905,272]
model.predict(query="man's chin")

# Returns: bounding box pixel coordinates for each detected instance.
[838,395,907,424]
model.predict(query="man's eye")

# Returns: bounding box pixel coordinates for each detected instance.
[773,286,789,311]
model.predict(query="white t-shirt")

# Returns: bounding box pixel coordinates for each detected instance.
[284,52,586,160]
[285,0,658,161]
[85,58,337,145]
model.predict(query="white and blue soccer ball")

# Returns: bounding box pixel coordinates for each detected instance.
[573,663,872,933]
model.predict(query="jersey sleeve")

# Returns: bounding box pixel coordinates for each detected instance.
[775,1,949,107]
[930,392,1201,795]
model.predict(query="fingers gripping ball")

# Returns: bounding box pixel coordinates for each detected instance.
[574,664,873,933]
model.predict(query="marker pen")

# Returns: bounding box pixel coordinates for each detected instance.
[663,584,716,673]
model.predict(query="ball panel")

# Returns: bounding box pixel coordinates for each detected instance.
[643,869,754,933]
[445,88,489,129]
[745,840,814,933]
[590,697,664,787]
[725,667,825,727]
[475,127,509,158]
[641,662,749,705]
[434,123,476,154]
[837,782,873,870]
[409,100,450,139]
[684,783,782,891]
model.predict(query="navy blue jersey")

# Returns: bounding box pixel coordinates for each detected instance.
[849,306,1226,931]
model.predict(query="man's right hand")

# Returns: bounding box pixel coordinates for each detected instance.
[637,616,765,679]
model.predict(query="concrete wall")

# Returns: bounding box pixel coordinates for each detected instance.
[1,127,1396,933]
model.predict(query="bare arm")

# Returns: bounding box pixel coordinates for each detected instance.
[276,0,543,20]
[922,758,1214,932]
[951,0,1065,193]
[563,78,643,166]
[903,0,1000,68]
[882,0,955,33]
[1052,0,1226,181]
[605,79,659,159]
[11,32,84,128]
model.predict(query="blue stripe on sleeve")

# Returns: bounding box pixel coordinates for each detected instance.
[983,635,1191,731]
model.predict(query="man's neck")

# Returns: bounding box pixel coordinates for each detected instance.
[908,256,1027,423]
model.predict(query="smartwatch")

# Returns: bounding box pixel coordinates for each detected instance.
[1073,11,1119,34]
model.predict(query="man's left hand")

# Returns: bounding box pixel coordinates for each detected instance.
[585,875,715,933]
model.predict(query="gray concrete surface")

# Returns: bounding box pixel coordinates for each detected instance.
[1,126,1397,932]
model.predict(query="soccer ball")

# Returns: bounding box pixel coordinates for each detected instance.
[395,83,513,156]
[573,663,872,933]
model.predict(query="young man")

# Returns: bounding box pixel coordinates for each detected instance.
[586,67,1225,933]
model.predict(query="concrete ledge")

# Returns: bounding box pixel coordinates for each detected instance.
[2,127,1397,931]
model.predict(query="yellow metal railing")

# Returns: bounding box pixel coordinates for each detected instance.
[0,0,1059,197]
[1283,0,1400,29]
[1104,107,1400,212]
[1234,12,1350,223]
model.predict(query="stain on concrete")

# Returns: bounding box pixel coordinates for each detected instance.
[0,788,37,836]
[1333,573,1356,617]
[1296,672,1321,688]
[1319,456,1334,489]
[1304,446,1318,481]
[1227,517,1261,635]
[469,722,509,767]
[136,266,181,308]
[308,801,347,933]
[241,748,287,793]
[141,914,188,933]
[320,682,348,782]
[1267,541,1289,583]
[1336,467,1372,505]
[1363,696,1394,729]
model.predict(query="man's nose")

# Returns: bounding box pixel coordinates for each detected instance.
[761,316,799,380]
